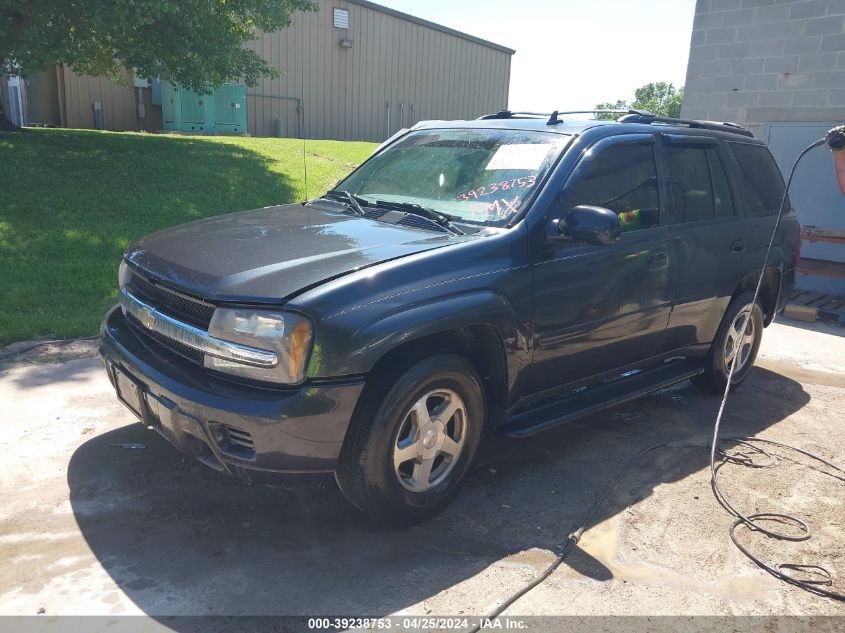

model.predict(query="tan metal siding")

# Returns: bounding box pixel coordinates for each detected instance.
[246,0,513,142]
[61,67,143,131]
[53,0,511,140]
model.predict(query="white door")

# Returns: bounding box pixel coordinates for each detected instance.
[7,76,24,126]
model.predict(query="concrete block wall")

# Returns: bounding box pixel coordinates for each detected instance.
[682,0,845,136]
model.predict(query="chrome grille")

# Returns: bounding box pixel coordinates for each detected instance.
[119,287,278,368]
[126,312,204,365]
[127,271,215,329]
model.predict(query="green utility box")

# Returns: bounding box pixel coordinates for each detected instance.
[161,82,247,134]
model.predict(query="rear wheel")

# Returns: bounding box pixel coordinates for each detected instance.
[692,290,763,392]
[336,354,485,524]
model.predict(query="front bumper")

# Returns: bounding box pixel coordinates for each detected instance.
[100,306,364,474]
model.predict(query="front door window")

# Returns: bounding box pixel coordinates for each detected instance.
[563,142,660,232]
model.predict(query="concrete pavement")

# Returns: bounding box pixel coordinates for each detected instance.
[1,320,843,625]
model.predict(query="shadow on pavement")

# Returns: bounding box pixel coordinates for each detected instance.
[67,366,809,619]
[7,356,103,389]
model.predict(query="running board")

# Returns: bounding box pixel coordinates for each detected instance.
[500,362,704,438]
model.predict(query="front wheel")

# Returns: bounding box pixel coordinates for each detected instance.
[336,354,485,524]
[692,290,764,393]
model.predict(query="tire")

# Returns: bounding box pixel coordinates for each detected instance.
[336,354,485,524]
[692,290,764,393]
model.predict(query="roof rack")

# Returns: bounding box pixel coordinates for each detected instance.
[477,111,550,120]
[478,109,632,125]
[476,109,754,138]
[617,111,754,138]
[545,110,631,125]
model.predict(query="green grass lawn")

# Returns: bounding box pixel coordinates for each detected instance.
[0,128,375,345]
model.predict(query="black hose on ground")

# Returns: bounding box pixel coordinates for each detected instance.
[0,335,99,361]
[706,135,844,600]
[718,437,845,600]
[469,437,843,630]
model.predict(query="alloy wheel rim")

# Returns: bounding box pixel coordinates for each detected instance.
[393,388,467,493]
[723,304,755,379]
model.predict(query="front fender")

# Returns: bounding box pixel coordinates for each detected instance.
[307,290,531,387]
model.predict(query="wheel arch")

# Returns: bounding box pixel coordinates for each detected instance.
[345,290,525,430]
[367,324,509,421]
[731,266,781,326]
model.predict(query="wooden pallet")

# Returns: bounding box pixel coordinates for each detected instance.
[784,290,845,323]
[801,226,845,245]
[798,257,845,280]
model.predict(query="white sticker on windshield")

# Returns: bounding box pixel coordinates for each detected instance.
[485,144,552,171]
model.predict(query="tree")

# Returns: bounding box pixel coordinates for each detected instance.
[0,0,317,129]
[632,82,684,118]
[594,82,685,121]
[594,99,629,121]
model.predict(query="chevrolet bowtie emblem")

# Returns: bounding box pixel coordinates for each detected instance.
[138,305,156,329]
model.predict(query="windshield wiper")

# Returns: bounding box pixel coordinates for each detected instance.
[374,200,464,235]
[325,190,367,216]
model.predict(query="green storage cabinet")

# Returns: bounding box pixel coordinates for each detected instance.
[161,82,247,134]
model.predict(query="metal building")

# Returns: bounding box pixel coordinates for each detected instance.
[2,0,514,142]
[681,0,845,297]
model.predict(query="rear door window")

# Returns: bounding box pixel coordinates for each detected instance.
[667,145,714,223]
[727,142,789,216]
[564,141,660,232]
[707,148,736,218]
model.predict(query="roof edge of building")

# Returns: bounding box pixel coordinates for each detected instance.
[347,0,516,55]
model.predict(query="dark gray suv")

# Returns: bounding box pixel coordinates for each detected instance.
[100,111,800,522]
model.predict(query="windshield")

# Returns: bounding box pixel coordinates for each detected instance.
[335,128,570,226]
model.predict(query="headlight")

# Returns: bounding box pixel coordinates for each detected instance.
[204,308,314,384]
[118,259,130,287]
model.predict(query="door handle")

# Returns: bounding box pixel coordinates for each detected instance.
[647,252,668,270]
[730,239,746,254]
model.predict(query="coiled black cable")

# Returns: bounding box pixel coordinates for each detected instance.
[717,437,845,600]
[469,435,843,631]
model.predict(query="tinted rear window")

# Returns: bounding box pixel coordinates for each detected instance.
[707,148,735,218]
[667,145,714,223]
[727,142,788,216]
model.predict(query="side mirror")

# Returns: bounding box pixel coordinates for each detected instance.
[552,205,621,245]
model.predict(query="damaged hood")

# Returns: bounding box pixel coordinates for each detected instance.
[125,203,469,303]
